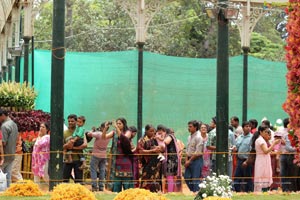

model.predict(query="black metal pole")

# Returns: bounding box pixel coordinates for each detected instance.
[23,36,31,83]
[50,0,65,190]
[32,36,35,86]
[0,72,2,84]
[242,46,249,122]
[2,66,8,82]
[7,59,13,82]
[15,56,20,82]
[216,1,229,176]
[137,42,144,140]
[15,13,22,83]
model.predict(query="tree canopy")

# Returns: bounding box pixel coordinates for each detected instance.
[34,0,286,61]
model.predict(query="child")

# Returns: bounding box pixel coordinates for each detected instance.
[64,116,87,170]
[128,126,138,152]
[155,128,166,161]
[273,131,283,173]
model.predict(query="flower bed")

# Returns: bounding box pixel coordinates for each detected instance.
[195,173,232,199]
[51,183,96,200]
[113,188,169,200]
[10,110,51,154]
[9,110,51,179]
[10,110,51,132]
[4,180,43,196]
[283,0,300,164]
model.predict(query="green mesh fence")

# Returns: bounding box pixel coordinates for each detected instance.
[32,50,287,143]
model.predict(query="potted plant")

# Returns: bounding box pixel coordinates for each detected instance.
[0,82,37,111]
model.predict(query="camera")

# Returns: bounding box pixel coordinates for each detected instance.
[107,121,112,125]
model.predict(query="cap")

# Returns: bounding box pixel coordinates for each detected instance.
[274,130,284,137]
[261,117,268,122]
[276,118,283,125]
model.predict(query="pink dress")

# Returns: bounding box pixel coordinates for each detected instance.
[202,136,211,178]
[32,135,50,177]
[254,136,273,192]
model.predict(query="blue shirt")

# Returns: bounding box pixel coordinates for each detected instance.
[236,133,252,159]
[206,129,236,161]
[283,134,296,153]
[228,130,236,162]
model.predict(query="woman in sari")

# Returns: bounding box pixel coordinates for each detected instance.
[32,122,50,186]
[108,117,134,192]
[137,124,156,185]
[164,128,182,192]
[140,125,165,192]
[200,124,211,178]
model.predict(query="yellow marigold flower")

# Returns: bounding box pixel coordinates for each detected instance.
[4,180,43,196]
[114,188,169,200]
[51,183,96,200]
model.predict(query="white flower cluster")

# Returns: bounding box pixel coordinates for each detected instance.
[196,173,233,199]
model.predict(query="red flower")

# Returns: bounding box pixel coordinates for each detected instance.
[283,0,300,165]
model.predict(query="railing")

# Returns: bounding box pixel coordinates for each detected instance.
[21,153,33,179]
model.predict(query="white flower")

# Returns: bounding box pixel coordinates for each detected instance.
[197,174,232,199]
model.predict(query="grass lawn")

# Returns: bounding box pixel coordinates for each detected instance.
[0,193,300,200]
[232,193,300,200]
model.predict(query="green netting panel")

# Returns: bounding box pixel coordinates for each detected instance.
[19,54,32,84]
[33,50,287,143]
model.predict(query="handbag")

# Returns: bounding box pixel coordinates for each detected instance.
[0,169,7,191]
[22,140,30,153]
[246,149,256,166]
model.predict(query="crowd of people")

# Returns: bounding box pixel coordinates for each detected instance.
[61,114,300,193]
[0,108,300,194]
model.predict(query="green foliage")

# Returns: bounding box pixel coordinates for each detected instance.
[254,12,286,43]
[35,0,135,51]
[34,2,53,50]
[250,32,285,61]
[0,82,37,110]
[34,0,285,61]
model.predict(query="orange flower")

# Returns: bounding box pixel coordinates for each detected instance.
[114,188,169,200]
[283,0,300,165]
[4,180,43,196]
[51,183,96,200]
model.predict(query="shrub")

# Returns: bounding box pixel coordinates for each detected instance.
[195,173,232,199]
[0,82,37,111]
[10,110,51,132]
